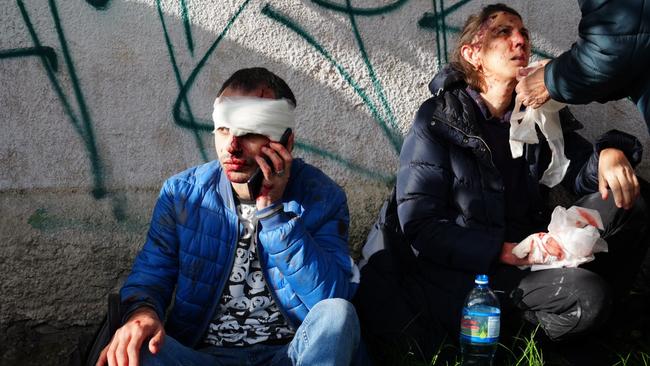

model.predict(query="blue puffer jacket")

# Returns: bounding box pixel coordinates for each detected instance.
[397,66,643,276]
[545,0,650,127]
[120,158,358,347]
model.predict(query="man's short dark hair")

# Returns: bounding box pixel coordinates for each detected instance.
[218,67,297,106]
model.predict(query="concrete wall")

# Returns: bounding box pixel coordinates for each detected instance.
[1,0,648,363]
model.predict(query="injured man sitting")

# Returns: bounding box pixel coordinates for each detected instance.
[97,67,361,366]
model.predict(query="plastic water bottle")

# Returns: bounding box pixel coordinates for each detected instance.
[460,274,500,366]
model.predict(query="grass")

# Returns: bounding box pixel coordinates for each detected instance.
[408,326,650,366]
[388,290,650,366]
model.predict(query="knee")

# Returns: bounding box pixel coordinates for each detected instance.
[138,335,180,365]
[571,270,611,329]
[536,270,611,341]
[608,194,649,240]
[308,298,360,341]
[628,195,648,226]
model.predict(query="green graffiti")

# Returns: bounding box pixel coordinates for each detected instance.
[260,3,405,182]
[262,4,402,157]
[28,207,147,233]
[4,0,561,199]
[155,1,401,182]
[0,46,58,71]
[343,0,402,151]
[156,0,210,161]
[16,0,106,198]
[159,0,251,162]
[28,208,50,230]
[439,0,448,64]
[86,0,110,10]
[418,13,460,33]
[418,0,555,63]
[418,0,473,67]
[295,141,395,184]
[310,0,409,16]
[532,49,553,60]
[49,0,105,198]
[179,0,194,55]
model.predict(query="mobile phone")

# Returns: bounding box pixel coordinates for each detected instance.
[247,128,292,199]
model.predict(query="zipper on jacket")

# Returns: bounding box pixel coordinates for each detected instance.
[432,116,497,170]
[431,116,502,230]
[254,222,299,331]
[193,212,239,347]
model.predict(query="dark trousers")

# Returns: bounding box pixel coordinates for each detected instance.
[491,192,649,341]
[354,192,649,364]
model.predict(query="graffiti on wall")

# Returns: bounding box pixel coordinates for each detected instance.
[0,0,477,198]
[2,0,556,225]
[4,0,106,199]
[163,0,494,183]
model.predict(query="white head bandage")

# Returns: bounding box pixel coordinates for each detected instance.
[212,96,295,141]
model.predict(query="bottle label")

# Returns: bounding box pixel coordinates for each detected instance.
[460,306,500,344]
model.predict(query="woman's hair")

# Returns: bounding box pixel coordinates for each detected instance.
[451,3,522,91]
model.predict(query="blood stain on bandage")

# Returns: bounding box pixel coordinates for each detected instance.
[576,208,599,228]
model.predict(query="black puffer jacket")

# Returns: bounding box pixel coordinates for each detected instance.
[396,66,643,276]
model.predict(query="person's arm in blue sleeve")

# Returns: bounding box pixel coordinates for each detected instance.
[120,180,180,323]
[544,44,620,105]
[97,181,179,365]
[256,183,358,308]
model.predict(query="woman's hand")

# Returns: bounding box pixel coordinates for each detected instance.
[598,148,639,209]
[500,242,532,266]
[500,234,564,266]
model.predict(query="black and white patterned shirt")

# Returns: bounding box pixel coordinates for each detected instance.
[203,201,295,347]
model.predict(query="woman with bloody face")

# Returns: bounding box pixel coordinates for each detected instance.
[354,4,649,365]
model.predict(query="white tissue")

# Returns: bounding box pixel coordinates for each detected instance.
[513,205,608,271]
[509,98,570,187]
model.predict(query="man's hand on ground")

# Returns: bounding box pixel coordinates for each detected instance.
[96,307,165,366]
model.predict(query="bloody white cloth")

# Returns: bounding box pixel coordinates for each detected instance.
[509,94,569,187]
[512,205,608,271]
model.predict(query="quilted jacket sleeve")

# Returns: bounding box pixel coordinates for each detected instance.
[544,1,641,104]
[395,102,502,274]
[544,45,621,105]
[256,179,357,310]
[120,180,180,323]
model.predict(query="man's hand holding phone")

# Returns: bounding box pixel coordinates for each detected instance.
[253,129,294,210]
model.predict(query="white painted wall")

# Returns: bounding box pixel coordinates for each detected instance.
[1,0,648,363]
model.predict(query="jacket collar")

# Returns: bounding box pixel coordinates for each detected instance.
[217,167,236,210]
[427,65,583,140]
[428,66,484,138]
[428,64,466,96]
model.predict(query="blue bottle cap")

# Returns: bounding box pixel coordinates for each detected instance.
[475,274,489,285]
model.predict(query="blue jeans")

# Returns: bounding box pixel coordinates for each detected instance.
[140,298,365,366]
